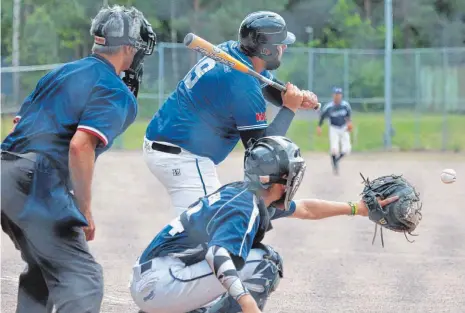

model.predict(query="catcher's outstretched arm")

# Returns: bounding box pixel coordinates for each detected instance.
[290,197,399,220]
[291,199,359,220]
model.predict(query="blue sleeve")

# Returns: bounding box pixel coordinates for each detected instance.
[14,95,32,124]
[77,85,137,148]
[207,196,260,262]
[318,103,332,126]
[230,84,268,132]
[271,201,296,220]
[345,101,352,118]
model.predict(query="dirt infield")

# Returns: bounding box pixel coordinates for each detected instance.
[2,151,465,313]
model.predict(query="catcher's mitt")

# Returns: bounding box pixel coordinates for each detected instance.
[360,173,422,247]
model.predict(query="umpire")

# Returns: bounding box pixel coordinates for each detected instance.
[1,5,155,313]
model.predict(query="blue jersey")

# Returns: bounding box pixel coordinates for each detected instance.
[1,54,137,175]
[139,182,295,265]
[318,100,352,128]
[145,41,273,165]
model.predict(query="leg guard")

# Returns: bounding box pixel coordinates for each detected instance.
[206,244,283,313]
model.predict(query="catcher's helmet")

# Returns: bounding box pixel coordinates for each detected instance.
[239,11,295,70]
[244,136,306,211]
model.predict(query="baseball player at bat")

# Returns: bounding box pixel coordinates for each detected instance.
[317,87,353,175]
[1,5,155,312]
[129,136,399,313]
[143,11,319,216]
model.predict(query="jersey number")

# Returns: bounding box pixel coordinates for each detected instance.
[168,201,203,236]
[183,58,216,89]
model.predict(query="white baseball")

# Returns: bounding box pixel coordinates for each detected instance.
[440,169,456,184]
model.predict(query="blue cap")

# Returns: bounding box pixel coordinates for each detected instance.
[332,87,343,94]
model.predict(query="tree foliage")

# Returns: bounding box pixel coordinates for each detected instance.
[1,0,463,110]
[1,0,463,65]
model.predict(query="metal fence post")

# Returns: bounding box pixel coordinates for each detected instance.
[442,47,449,151]
[307,48,314,92]
[158,43,165,111]
[384,0,393,149]
[414,50,421,149]
[343,50,349,100]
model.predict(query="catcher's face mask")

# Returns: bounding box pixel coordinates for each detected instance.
[244,137,306,211]
[281,160,306,211]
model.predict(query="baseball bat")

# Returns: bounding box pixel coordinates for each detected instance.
[183,33,321,110]
[183,33,287,92]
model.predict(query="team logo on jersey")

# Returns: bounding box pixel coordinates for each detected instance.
[256,112,266,122]
[172,168,181,176]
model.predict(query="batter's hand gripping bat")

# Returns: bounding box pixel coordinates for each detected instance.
[183,33,321,110]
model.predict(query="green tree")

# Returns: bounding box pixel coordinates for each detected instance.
[320,0,385,49]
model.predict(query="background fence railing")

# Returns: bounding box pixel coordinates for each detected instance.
[2,45,465,152]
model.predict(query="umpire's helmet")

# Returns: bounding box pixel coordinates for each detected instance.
[244,136,306,211]
[238,11,295,70]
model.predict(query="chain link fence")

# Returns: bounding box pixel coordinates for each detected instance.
[2,45,465,151]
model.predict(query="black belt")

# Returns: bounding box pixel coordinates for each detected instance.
[1,151,20,161]
[1,151,34,161]
[151,142,181,155]
[140,260,153,274]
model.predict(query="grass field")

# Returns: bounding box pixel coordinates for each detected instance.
[2,112,465,152]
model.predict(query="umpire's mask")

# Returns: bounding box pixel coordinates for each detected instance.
[92,8,156,96]
[244,136,306,211]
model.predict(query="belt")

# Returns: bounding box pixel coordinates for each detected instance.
[1,151,36,162]
[1,151,20,161]
[139,260,153,274]
[151,142,181,155]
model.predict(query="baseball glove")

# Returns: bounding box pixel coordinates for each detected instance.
[360,173,422,247]
[346,121,353,132]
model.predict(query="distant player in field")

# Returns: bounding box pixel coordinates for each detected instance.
[143,11,319,215]
[128,136,397,313]
[317,87,353,175]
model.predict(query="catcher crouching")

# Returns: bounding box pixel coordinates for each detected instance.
[129,136,423,313]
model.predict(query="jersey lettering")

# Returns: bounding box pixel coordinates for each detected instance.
[168,201,203,236]
[183,58,216,89]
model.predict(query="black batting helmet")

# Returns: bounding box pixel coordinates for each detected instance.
[238,11,295,70]
[244,136,306,211]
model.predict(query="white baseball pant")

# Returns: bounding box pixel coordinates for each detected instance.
[143,138,221,216]
[329,125,351,155]
[129,249,267,313]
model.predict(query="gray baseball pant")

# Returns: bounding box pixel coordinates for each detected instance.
[1,151,104,313]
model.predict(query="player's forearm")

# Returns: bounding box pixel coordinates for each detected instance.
[69,136,96,215]
[205,246,251,304]
[295,199,357,220]
[265,106,295,136]
[262,77,285,107]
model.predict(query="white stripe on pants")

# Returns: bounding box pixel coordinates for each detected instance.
[129,249,267,313]
[329,125,352,155]
[143,138,221,216]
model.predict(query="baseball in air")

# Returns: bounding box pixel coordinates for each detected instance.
[440,169,456,184]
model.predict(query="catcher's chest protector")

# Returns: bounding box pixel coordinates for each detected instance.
[252,198,274,247]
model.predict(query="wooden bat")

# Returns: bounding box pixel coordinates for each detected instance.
[183,33,321,111]
[183,32,287,92]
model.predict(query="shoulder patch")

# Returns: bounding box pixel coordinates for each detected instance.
[208,192,222,206]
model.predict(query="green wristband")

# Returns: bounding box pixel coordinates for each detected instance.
[348,201,357,216]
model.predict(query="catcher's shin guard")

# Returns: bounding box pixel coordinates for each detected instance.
[206,246,283,312]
